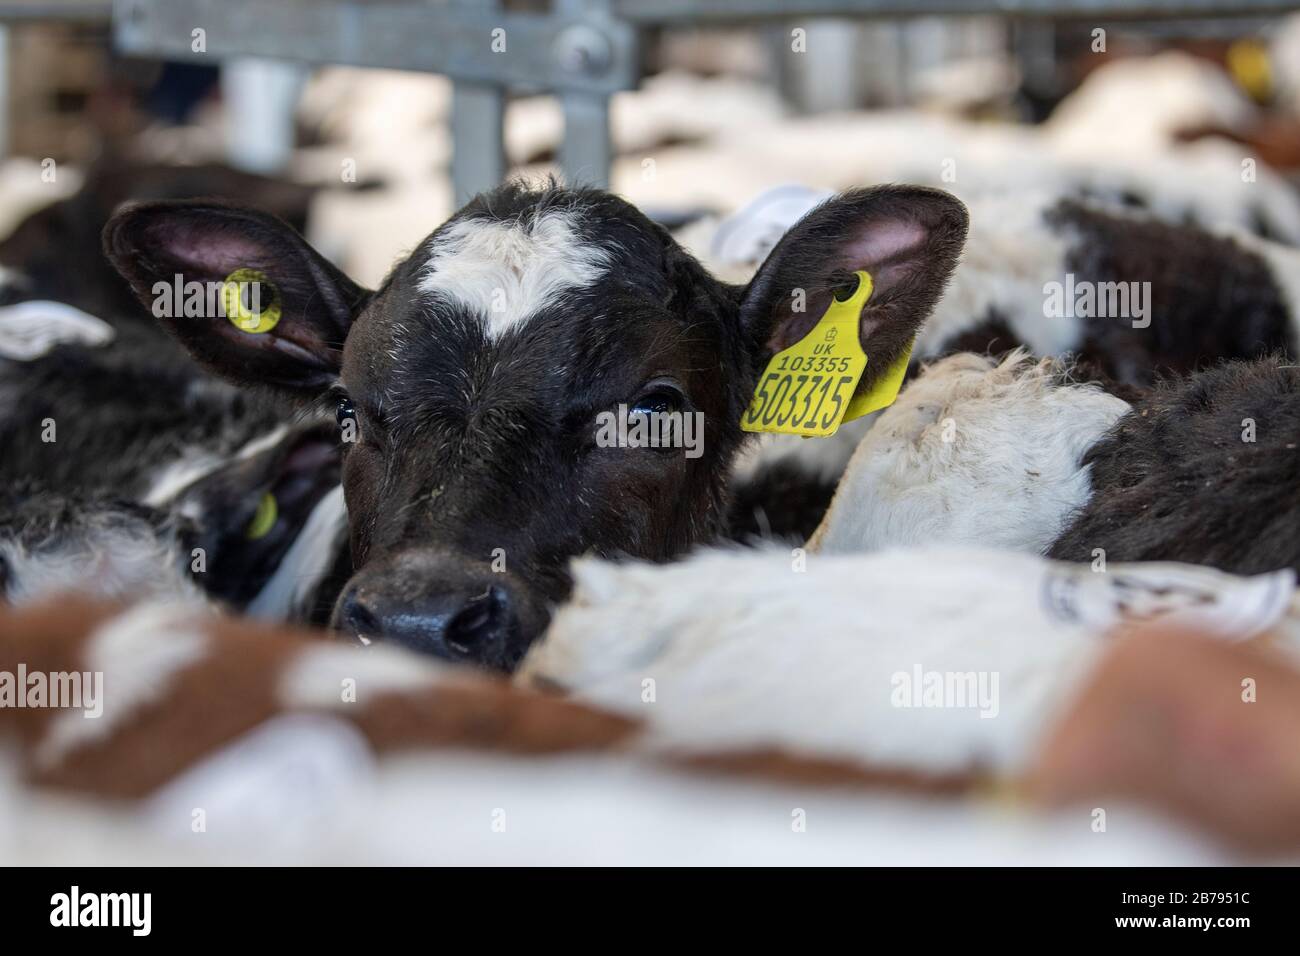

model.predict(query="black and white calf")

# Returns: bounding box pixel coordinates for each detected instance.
[924,193,1300,388]
[0,337,349,620]
[104,181,969,669]
[728,190,1300,543]
[812,350,1300,579]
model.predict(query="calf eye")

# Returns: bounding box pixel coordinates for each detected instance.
[336,397,356,428]
[335,395,363,444]
[630,387,683,417]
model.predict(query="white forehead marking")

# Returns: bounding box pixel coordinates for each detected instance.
[417,209,612,339]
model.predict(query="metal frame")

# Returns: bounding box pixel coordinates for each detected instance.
[31,0,1300,198]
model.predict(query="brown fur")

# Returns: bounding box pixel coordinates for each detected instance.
[0,598,638,798]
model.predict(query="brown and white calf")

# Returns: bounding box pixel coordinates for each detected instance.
[103,182,969,669]
[7,594,1300,858]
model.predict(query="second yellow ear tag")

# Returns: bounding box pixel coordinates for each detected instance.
[843,336,914,423]
[742,270,882,438]
[245,492,278,540]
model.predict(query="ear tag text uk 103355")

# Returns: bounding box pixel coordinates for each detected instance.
[741,271,872,438]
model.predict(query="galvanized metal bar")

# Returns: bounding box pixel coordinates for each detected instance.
[559,90,612,189]
[106,0,1297,196]
[112,0,640,94]
[611,0,1300,23]
[451,80,506,204]
[0,1,112,21]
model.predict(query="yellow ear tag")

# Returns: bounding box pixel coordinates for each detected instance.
[245,492,278,540]
[222,267,282,335]
[741,271,872,437]
[1226,40,1272,103]
[842,335,915,423]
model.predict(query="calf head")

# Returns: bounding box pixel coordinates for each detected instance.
[105,182,966,669]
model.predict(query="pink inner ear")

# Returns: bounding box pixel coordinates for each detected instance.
[163,226,268,276]
[842,219,926,270]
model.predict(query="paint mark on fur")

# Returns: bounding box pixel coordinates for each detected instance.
[417,210,612,339]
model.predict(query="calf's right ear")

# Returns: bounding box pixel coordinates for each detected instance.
[737,185,968,394]
[103,200,370,394]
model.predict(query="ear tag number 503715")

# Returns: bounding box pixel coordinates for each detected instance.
[742,270,878,438]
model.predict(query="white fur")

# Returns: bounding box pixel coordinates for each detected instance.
[809,351,1130,555]
[143,425,290,509]
[418,209,611,340]
[1274,14,1300,118]
[919,192,1082,359]
[246,485,347,621]
[0,300,115,361]
[522,547,1106,773]
[142,453,224,509]
[0,519,203,608]
[1,745,1236,865]
[35,603,212,769]
[278,642,446,711]
[1044,51,1257,157]
[520,546,1298,777]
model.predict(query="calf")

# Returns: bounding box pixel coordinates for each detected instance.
[519,544,1298,775]
[726,189,1300,542]
[103,181,969,669]
[1,338,348,620]
[0,436,348,622]
[925,193,1300,388]
[6,591,1300,859]
[807,351,1130,556]
[812,350,1300,579]
[1047,357,1300,575]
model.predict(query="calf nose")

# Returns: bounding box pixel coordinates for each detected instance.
[337,582,517,665]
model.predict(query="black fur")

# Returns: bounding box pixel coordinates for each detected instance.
[1049,357,1300,575]
[1050,199,1295,387]
[725,460,840,545]
[0,338,280,499]
[1,337,344,617]
[0,157,319,328]
[920,201,1296,392]
[938,312,1020,358]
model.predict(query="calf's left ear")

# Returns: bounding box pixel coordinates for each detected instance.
[737,185,968,390]
[103,200,370,394]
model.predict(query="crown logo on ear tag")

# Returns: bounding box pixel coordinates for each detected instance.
[741,270,872,438]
